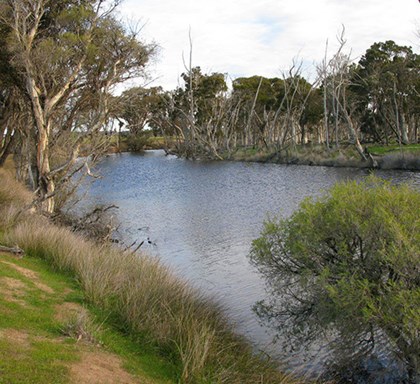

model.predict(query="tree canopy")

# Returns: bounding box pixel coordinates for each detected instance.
[0,0,155,212]
[351,40,420,145]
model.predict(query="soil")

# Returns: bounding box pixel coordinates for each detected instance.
[0,276,28,305]
[0,260,54,294]
[55,301,85,323]
[69,351,140,384]
[0,328,31,348]
[0,253,147,384]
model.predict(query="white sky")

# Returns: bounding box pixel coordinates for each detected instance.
[118,0,420,90]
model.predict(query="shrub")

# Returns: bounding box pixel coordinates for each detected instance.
[250,176,420,383]
[126,134,150,151]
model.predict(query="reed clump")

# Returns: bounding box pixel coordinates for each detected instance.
[0,171,297,383]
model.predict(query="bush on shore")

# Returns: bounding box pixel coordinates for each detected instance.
[250,177,420,383]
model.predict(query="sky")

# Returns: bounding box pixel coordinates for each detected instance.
[118,0,420,90]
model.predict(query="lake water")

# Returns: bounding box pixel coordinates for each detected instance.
[84,150,419,377]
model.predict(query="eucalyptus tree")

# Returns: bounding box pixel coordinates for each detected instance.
[232,73,320,150]
[232,76,284,147]
[0,0,154,212]
[0,83,13,166]
[298,87,324,144]
[169,67,228,158]
[351,41,420,144]
[0,17,22,166]
[317,31,367,159]
[276,71,320,149]
[118,86,164,135]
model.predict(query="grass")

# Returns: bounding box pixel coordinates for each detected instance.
[367,143,420,155]
[0,253,79,384]
[0,167,298,383]
[227,146,278,162]
[0,251,176,384]
[224,143,420,170]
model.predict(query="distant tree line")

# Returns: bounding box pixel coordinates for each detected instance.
[118,37,419,160]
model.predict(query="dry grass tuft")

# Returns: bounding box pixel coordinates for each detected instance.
[0,169,33,207]
[0,170,34,231]
[379,151,420,170]
[60,308,102,345]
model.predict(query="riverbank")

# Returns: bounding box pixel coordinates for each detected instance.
[116,136,420,171]
[0,167,299,384]
[222,144,420,171]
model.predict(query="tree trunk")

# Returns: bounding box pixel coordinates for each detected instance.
[400,113,409,145]
[26,74,55,213]
[323,79,330,149]
[37,127,55,213]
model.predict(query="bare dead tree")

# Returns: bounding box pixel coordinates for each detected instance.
[316,26,367,160]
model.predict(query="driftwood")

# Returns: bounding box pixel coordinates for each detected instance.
[0,245,25,257]
[364,147,379,169]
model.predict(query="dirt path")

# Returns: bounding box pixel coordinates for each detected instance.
[0,253,154,384]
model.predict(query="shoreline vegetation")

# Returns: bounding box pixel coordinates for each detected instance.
[223,143,420,170]
[0,164,300,383]
[109,134,420,171]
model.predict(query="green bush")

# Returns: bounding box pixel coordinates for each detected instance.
[126,134,150,151]
[250,176,420,383]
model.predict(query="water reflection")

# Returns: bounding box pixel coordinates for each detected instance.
[84,150,419,377]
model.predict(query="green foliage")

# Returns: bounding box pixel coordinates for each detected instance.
[367,143,420,155]
[117,86,165,135]
[233,76,284,109]
[250,177,420,381]
[351,41,420,144]
[180,67,228,125]
[126,134,151,152]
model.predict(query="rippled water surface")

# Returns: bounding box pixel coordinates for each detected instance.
[84,150,419,373]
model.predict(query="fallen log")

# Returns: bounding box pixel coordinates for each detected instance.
[0,245,24,257]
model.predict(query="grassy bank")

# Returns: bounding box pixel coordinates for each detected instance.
[0,168,297,383]
[0,251,176,384]
[223,143,420,170]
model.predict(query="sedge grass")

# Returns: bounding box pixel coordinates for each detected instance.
[0,171,298,383]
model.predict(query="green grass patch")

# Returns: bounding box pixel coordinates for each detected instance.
[368,143,420,155]
[95,325,177,383]
[0,253,79,383]
[0,338,72,384]
[0,252,177,383]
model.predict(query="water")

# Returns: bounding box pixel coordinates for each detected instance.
[83,150,419,375]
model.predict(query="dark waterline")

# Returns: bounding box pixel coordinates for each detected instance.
[83,150,420,376]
